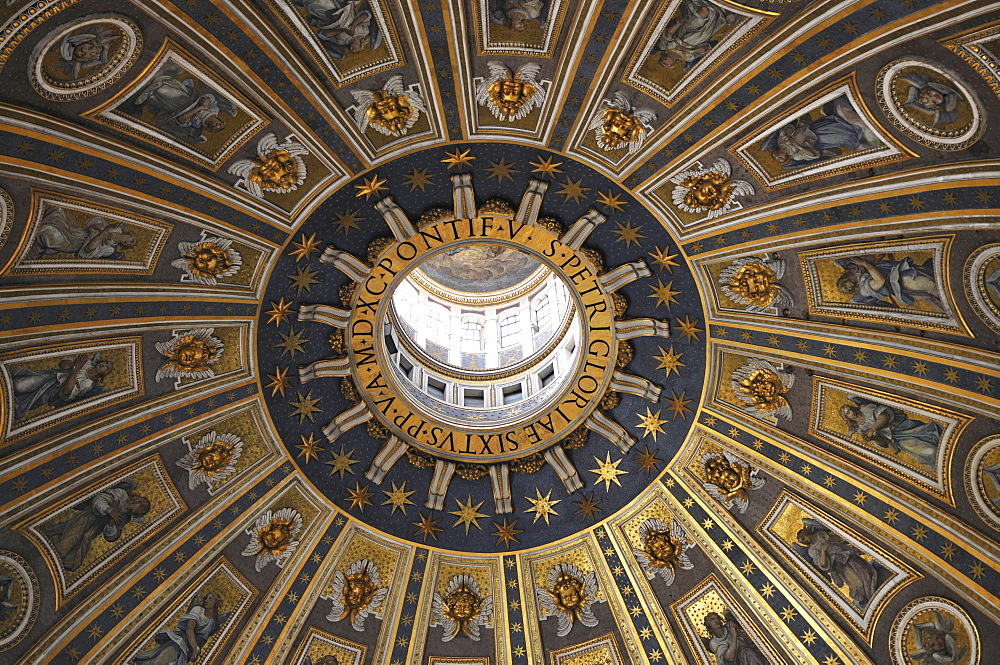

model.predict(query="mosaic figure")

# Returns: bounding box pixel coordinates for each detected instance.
[133,66,239,145]
[796,518,879,610]
[132,592,230,665]
[431,574,493,641]
[838,397,942,471]
[293,0,383,59]
[703,610,768,665]
[27,205,136,262]
[12,351,113,421]
[655,0,738,70]
[39,479,150,572]
[834,254,944,312]
[490,0,548,32]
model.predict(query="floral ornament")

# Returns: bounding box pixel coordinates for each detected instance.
[730,358,794,420]
[228,133,309,200]
[670,158,753,219]
[535,562,602,637]
[700,451,765,513]
[476,61,546,121]
[431,574,493,642]
[176,430,243,490]
[241,507,302,572]
[718,255,794,313]
[351,75,427,137]
[909,610,967,665]
[326,559,388,632]
[172,237,242,286]
[154,327,224,382]
[632,518,694,585]
[589,92,657,154]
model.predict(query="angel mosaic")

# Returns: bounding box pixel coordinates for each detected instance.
[132,66,239,146]
[795,518,880,611]
[632,518,694,585]
[490,0,549,33]
[133,591,230,665]
[47,23,123,82]
[536,562,602,637]
[700,451,765,513]
[907,610,968,665]
[590,92,656,155]
[702,609,768,665]
[654,0,739,70]
[172,236,242,286]
[155,328,224,383]
[730,358,793,421]
[241,507,302,571]
[833,254,944,313]
[476,61,546,121]
[350,75,426,137]
[431,574,493,641]
[293,0,383,60]
[177,430,244,491]
[670,158,752,219]
[326,559,387,631]
[228,133,310,200]
[26,204,137,262]
[718,255,793,313]
[38,479,150,573]
[11,351,114,422]
[838,397,942,472]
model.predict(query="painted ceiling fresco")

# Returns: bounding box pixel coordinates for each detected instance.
[0,0,998,664]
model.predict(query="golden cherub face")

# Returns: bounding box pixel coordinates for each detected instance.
[681,172,735,211]
[444,585,482,623]
[645,531,679,566]
[194,440,234,473]
[189,243,233,278]
[703,455,745,493]
[367,91,413,133]
[486,78,537,118]
[728,264,779,306]
[343,571,377,611]
[737,368,787,411]
[552,576,584,612]
[175,339,215,369]
[600,109,641,147]
[258,520,294,551]
[250,151,298,191]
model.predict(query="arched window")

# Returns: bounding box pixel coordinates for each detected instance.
[499,311,520,348]
[462,320,483,352]
[532,296,551,333]
[426,303,450,345]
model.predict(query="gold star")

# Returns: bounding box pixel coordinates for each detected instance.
[332,208,363,235]
[780,606,797,622]
[796,340,808,352]
[413,512,443,541]
[277,327,308,358]
[912,525,927,541]
[853,349,867,363]
[557,177,589,203]
[596,189,626,212]
[976,376,993,392]
[760,583,775,598]
[778,452,790,463]
[665,389,692,420]
[266,297,294,326]
[801,630,817,645]
[636,444,662,476]
[525,487,561,524]
[853,491,867,505]
[969,562,986,579]
[573,492,603,520]
[326,445,358,479]
[529,154,563,177]
[675,315,702,343]
[289,390,322,423]
[267,366,291,397]
[740,560,755,575]
[823,476,837,487]
[404,167,434,191]
[450,495,488,534]
[940,543,956,559]
[288,265,319,295]
[884,508,899,524]
[823,344,837,357]
[883,354,897,368]
[344,481,373,512]
[296,432,323,463]
[944,369,959,383]
[722,539,734,551]
[702,518,714,529]
[288,232,322,262]
[382,481,415,515]
[490,517,522,550]
[590,451,628,491]
[355,173,388,199]
[636,408,666,441]
[912,361,928,376]
[613,221,646,247]
[441,147,475,169]
[486,158,518,182]
[648,279,680,309]
[648,246,679,271]
[823,657,840,665]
